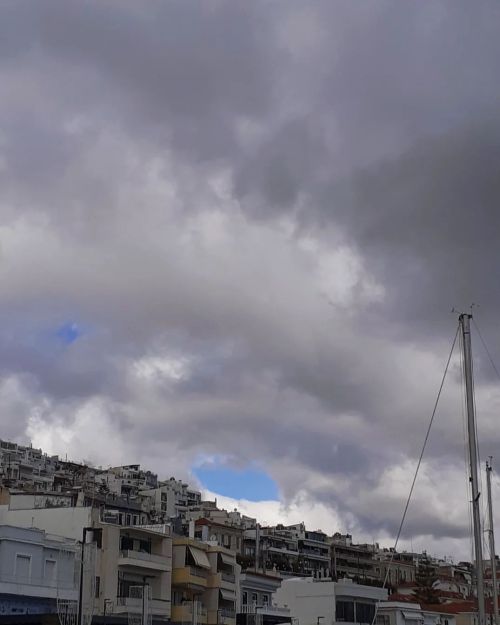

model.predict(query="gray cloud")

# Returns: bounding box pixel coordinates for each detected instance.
[1,0,500,557]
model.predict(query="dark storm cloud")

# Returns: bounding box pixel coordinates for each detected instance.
[1,0,500,554]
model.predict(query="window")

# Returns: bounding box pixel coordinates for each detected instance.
[44,559,57,583]
[95,576,101,598]
[262,595,269,606]
[336,600,354,622]
[242,592,248,606]
[356,603,375,624]
[376,616,389,625]
[139,539,151,554]
[15,554,31,581]
[252,593,258,606]
[120,536,134,551]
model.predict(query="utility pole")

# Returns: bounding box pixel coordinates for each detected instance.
[77,527,90,625]
[487,459,499,625]
[460,313,486,625]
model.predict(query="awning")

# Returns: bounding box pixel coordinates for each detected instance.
[402,612,424,621]
[219,552,234,566]
[220,589,236,602]
[188,546,211,569]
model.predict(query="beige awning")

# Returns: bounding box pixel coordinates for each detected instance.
[220,589,236,602]
[188,546,211,569]
[219,553,234,566]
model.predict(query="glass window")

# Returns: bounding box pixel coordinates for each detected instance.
[355,603,375,624]
[15,555,31,581]
[336,600,354,622]
[252,593,258,605]
[242,592,248,605]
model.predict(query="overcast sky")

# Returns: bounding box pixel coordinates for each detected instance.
[2,0,500,561]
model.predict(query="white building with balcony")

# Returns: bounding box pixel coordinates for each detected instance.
[237,569,291,625]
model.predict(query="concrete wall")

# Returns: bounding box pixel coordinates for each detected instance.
[0,504,92,540]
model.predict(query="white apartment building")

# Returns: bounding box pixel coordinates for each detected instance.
[96,464,158,497]
[273,577,387,625]
[142,477,202,521]
[0,524,78,618]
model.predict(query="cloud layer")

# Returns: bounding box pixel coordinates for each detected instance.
[1,0,500,560]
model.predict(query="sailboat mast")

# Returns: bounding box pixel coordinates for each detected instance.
[487,459,499,625]
[460,313,486,625]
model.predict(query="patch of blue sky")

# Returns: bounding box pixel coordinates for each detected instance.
[56,321,83,345]
[193,462,279,502]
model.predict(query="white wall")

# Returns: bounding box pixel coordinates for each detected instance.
[0,504,92,540]
[274,579,337,625]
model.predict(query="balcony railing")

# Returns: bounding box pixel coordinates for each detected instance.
[189,566,209,579]
[240,604,290,615]
[173,602,208,617]
[221,572,235,583]
[116,596,170,613]
[119,549,171,568]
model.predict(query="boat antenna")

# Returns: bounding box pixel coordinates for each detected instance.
[459,312,486,625]
[486,458,499,625]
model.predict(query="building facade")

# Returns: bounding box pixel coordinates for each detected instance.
[0,525,78,618]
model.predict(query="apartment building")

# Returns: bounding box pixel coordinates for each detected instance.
[172,537,238,625]
[186,502,255,530]
[243,524,330,578]
[0,524,78,618]
[244,526,299,575]
[274,577,387,625]
[195,518,244,555]
[331,535,377,582]
[291,524,331,578]
[96,464,158,497]
[142,477,202,522]
[0,503,173,623]
[374,551,417,588]
[237,569,291,625]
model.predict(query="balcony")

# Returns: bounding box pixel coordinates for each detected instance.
[119,549,171,572]
[172,602,208,623]
[207,572,236,591]
[240,604,291,619]
[172,566,209,589]
[115,596,170,617]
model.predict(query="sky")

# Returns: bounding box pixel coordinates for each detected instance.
[1,0,500,562]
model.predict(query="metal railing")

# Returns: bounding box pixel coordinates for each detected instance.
[119,549,170,566]
[240,604,290,615]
